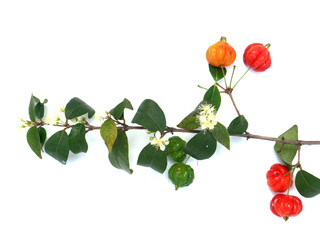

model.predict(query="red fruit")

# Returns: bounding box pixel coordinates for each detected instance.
[270,194,303,220]
[266,164,292,192]
[243,43,271,72]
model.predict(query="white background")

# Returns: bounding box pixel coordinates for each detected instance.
[1,0,320,239]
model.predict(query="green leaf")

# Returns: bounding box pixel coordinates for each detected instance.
[108,129,133,174]
[295,170,320,198]
[27,126,42,159]
[184,132,217,160]
[100,119,118,153]
[29,95,39,122]
[34,99,48,119]
[228,115,248,135]
[274,125,298,165]
[177,100,209,130]
[177,115,199,130]
[209,64,227,81]
[212,122,230,150]
[137,143,167,173]
[110,98,133,120]
[45,130,69,164]
[68,123,88,154]
[203,85,221,111]
[65,97,95,120]
[38,126,47,148]
[132,99,166,133]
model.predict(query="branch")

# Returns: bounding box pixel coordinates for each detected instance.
[41,120,320,146]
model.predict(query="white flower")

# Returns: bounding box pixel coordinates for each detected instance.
[197,103,218,131]
[44,110,65,125]
[150,131,169,151]
[93,113,106,125]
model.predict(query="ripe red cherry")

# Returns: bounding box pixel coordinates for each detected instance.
[270,194,303,221]
[266,164,292,192]
[243,43,271,72]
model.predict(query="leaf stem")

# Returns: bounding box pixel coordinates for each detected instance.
[216,82,226,91]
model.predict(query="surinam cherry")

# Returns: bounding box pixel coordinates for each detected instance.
[243,43,271,72]
[166,136,187,162]
[270,194,303,221]
[206,36,236,67]
[267,164,293,192]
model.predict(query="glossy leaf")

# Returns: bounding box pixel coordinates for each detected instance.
[177,100,208,130]
[45,130,69,164]
[108,129,133,174]
[274,125,298,165]
[209,64,227,81]
[228,115,248,135]
[29,95,39,122]
[38,126,47,148]
[184,132,217,160]
[137,143,167,173]
[203,85,221,111]
[100,119,118,153]
[177,115,199,130]
[68,123,88,154]
[110,98,133,120]
[65,97,95,120]
[34,99,48,119]
[132,99,166,133]
[295,170,320,198]
[212,122,230,150]
[27,126,42,159]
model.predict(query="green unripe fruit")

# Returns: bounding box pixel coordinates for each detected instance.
[168,162,194,190]
[169,150,186,162]
[166,136,187,162]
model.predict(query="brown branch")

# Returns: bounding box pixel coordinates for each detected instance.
[233,132,320,146]
[44,120,320,146]
[226,90,241,116]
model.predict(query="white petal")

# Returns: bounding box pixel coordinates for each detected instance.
[160,143,165,151]
[155,131,161,139]
[150,139,157,146]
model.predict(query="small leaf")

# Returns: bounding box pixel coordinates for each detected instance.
[132,99,166,133]
[34,99,48,119]
[100,119,118,153]
[45,130,69,164]
[65,97,95,120]
[184,132,217,160]
[209,64,227,81]
[68,123,88,154]
[274,125,298,165]
[203,85,221,111]
[108,129,133,174]
[228,115,248,135]
[177,100,208,130]
[212,122,230,150]
[110,98,133,120]
[29,95,39,122]
[295,170,320,198]
[27,126,42,159]
[177,115,199,130]
[137,143,167,173]
[38,127,47,148]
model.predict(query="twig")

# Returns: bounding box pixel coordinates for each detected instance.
[43,120,320,146]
